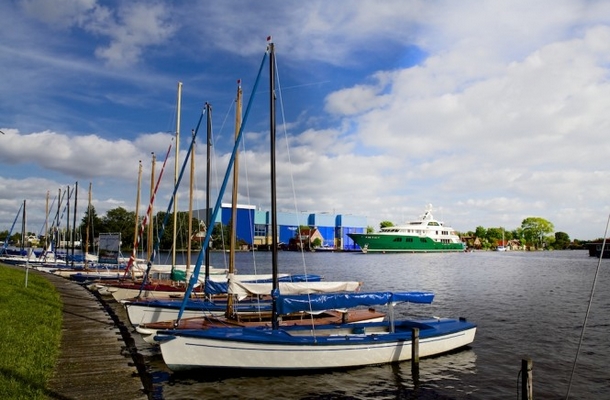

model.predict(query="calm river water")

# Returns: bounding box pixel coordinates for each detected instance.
[130,250,609,399]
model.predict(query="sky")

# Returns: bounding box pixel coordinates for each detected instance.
[2,0,610,241]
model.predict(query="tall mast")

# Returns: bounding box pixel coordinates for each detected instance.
[85,182,92,256]
[204,102,212,281]
[66,185,70,266]
[172,82,182,270]
[45,191,49,250]
[268,40,279,330]
[55,188,61,254]
[21,199,26,251]
[227,80,242,317]
[187,128,195,276]
[130,161,143,265]
[148,153,156,262]
[71,181,78,267]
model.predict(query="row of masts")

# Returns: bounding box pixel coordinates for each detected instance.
[5,80,243,278]
[128,80,241,288]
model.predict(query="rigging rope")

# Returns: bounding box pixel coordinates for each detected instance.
[274,48,319,335]
[564,213,609,399]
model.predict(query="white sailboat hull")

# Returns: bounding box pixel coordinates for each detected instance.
[125,303,222,328]
[104,287,190,301]
[159,324,476,371]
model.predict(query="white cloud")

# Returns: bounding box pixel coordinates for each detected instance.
[4,0,610,241]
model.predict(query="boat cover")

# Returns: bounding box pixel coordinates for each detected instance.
[205,273,323,295]
[276,291,434,314]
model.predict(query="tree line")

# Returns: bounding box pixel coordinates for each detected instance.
[0,205,239,253]
[0,209,594,252]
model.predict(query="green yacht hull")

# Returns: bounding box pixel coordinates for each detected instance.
[347,234,465,253]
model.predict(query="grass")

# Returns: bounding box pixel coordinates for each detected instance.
[0,264,62,400]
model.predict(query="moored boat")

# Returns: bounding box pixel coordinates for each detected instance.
[158,316,475,371]
[347,205,465,253]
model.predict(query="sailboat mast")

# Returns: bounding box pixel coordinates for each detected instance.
[85,182,92,257]
[268,40,279,330]
[71,181,78,267]
[45,191,49,251]
[66,185,71,266]
[187,128,195,276]
[204,102,212,280]
[130,161,143,265]
[227,80,243,317]
[55,188,61,254]
[148,153,156,262]
[172,82,182,270]
[21,199,26,252]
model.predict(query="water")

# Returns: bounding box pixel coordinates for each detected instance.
[137,250,609,399]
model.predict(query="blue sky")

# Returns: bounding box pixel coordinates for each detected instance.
[2,0,610,240]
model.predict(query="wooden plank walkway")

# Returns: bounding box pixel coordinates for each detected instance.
[39,269,149,400]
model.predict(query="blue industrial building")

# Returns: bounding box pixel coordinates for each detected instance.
[194,204,367,250]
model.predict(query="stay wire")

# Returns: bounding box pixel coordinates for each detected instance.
[564,212,609,399]
[274,49,318,335]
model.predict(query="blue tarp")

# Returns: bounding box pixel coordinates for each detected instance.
[276,291,434,314]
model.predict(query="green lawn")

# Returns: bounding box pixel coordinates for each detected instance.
[0,265,62,400]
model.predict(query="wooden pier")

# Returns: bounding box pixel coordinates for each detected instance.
[40,270,149,400]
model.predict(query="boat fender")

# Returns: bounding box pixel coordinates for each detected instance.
[153,334,176,343]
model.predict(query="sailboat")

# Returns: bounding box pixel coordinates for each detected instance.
[154,39,476,371]
[128,81,362,334]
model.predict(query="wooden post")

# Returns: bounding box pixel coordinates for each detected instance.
[521,358,533,400]
[411,328,420,378]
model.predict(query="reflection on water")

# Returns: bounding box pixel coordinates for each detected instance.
[149,348,477,400]
[128,250,609,399]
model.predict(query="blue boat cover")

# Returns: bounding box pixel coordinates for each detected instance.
[276,291,434,314]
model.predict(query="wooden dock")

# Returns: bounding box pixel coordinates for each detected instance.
[40,270,149,400]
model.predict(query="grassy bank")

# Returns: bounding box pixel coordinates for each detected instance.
[0,264,62,399]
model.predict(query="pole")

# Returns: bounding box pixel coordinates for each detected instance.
[23,199,29,287]
[72,181,78,267]
[522,358,533,400]
[411,327,420,385]
[172,82,182,271]
[268,40,279,330]
[204,102,212,284]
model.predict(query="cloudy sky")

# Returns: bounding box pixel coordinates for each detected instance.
[2,0,610,241]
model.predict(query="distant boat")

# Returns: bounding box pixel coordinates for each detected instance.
[348,205,465,253]
[587,241,610,258]
[314,245,336,252]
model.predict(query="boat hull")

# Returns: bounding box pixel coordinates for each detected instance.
[157,319,476,371]
[348,234,465,253]
[124,299,273,327]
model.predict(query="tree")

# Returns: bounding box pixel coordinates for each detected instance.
[380,221,394,229]
[210,222,229,250]
[486,227,504,244]
[521,217,554,249]
[100,207,136,251]
[78,204,103,252]
[474,226,487,239]
[554,231,570,249]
